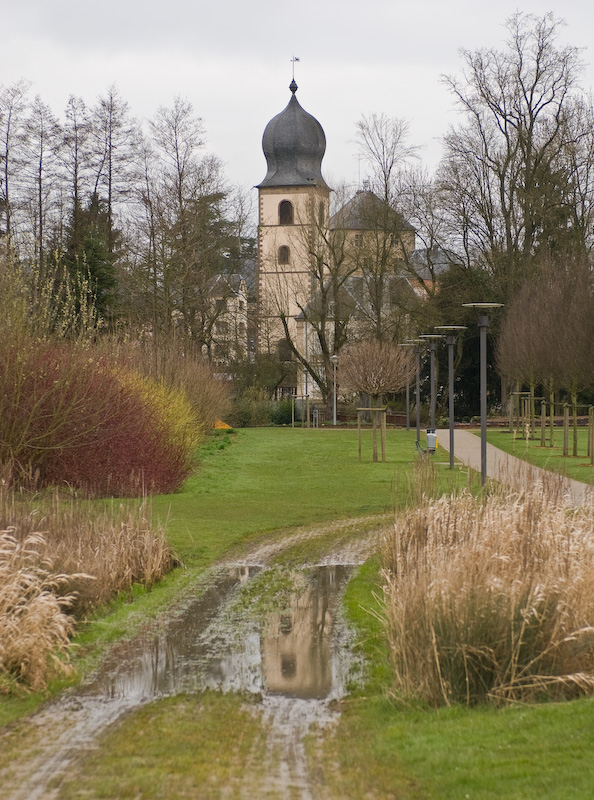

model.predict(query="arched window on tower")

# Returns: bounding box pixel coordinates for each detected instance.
[279,200,294,225]
[278,245,290,265]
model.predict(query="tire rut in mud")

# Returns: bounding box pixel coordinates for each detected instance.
[0,515,390,799]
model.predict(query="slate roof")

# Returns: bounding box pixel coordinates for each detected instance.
[257,81,330,190]
[330,190,415,232]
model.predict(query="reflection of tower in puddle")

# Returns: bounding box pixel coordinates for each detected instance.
[261,566,337,699]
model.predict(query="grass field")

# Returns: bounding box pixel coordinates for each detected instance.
[4,427,594,798]
[487,427,594,485]
[150,426,449,566]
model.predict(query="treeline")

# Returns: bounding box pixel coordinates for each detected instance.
[0,83,255,348]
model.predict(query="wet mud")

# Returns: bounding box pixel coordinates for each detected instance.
[1,520,386,799]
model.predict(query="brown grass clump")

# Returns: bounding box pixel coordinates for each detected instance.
[0,487,178,690]
[0,489,177,617]
[0,530,75,691]
[382,486,594,706]
[45,500,178,615]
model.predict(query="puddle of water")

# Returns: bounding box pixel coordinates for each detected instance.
[83,564,354,702]
[3,562,361,800]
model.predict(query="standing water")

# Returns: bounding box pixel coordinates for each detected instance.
[2,560,363,799]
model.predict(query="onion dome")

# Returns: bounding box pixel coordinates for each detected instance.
[257,81,329,190]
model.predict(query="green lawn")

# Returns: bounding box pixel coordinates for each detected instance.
[150,426,456,566]
[327,557,594,800]
[5,427,594,798]
[487,427,594,485]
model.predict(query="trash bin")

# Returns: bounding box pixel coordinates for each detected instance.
[426,429,438,453]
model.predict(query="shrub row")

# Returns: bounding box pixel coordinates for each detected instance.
[0,338,200,496]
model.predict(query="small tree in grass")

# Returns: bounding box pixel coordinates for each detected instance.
[340,340,412,460]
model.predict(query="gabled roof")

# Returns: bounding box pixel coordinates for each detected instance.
[330,190,415,232]
[408,247,463,280]
[208,273,247,298]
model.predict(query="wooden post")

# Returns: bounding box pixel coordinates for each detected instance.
[358,411,362,462]
[291,395,295,428]
[508,392,516,434]
[381,408,386,463]
[306,395,310,429]
[530,385,535,439]
[540,402,546,447]
[549,390,555,448]
[523,397,530,443]
[563,404,569,457]
[589,406,593,462]
[572,394,578,457]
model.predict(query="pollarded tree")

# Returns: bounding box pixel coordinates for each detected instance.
[340,339,412,460]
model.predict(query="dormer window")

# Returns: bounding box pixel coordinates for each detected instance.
[278,245,290,264]
[279,200,294,225]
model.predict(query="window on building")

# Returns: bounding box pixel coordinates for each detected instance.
[354,233,364,247]
[279,200,294,225]
[278,245,290,264]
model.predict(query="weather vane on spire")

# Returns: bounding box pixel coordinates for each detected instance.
[291,56,301,80]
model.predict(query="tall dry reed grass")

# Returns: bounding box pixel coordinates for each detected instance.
[383,485,594,706]
[0,530,76,691]
[0,487,177,690]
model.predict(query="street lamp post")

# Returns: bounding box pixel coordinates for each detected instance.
[398,343,413,431]
[462,303,503,484]
[405,340,424,445]
[435,326,467,469]
[331,353,339,426]
[419,334,444,430]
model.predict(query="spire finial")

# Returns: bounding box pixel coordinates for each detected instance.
[290,55,300,92]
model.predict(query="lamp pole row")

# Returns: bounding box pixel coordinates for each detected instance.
[462,303,503,484]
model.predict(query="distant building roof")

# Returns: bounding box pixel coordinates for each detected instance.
[330,190,415,232]
[408,247,462,280]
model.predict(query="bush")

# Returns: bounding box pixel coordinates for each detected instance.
[229,390,294,427]
[270,399,293,426]
[106,334,231,434]
[229,388,274,427]
[0,339,199,495]
[383,487,594,706]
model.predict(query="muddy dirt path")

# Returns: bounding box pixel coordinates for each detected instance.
[0,515,390,800]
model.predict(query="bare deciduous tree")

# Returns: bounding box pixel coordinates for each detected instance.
[340,339,412,460]
[440,12,591,301]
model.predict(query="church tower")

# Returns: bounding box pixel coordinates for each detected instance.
[256,80,330,375]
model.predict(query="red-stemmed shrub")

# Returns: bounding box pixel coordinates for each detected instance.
[0,338,197,496]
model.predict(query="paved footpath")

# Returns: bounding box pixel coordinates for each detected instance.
[435,428,593,508]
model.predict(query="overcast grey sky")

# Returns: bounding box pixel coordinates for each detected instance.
[4,1,594,192]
